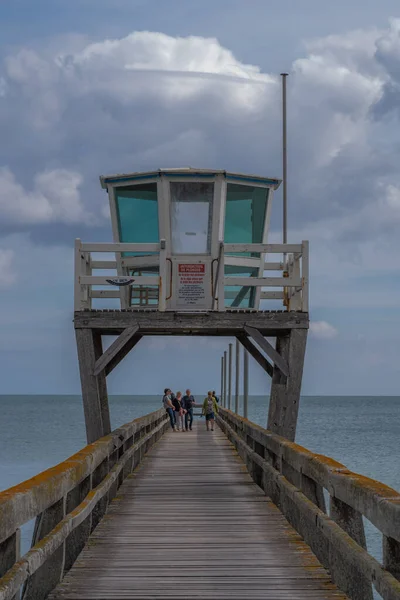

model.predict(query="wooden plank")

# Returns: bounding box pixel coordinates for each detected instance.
[260,291,284,299]
[93,326,139,377]
[90,261,118,269]
[224,243,302,253]
[121,255,159,268]
[244,326,289,376]
[49,424,347,600]
[80,275,159,286]
[80,243,159,253]
[90,290,121,299]
[236,334,274,377]
[225,276,301,287]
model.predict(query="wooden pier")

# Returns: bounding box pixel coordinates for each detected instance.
[48,424,346,600]
[1,408,400,600]
[2,168,399,600]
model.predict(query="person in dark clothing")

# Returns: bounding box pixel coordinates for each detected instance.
[162,388,176,431]
[182,389,196,431]
[212,390,219,403]
[172,391,185,431]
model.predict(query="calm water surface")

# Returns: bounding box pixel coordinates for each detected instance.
[1,394,399,587]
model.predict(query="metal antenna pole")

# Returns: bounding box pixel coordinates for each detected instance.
[281,73,288,245]
[243,349,249,419]
[223,351,227,407]
[220,355,224,406]
[235,338,240,414]
[228,343,233,410]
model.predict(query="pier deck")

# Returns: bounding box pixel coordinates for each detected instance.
[49,423,347,599]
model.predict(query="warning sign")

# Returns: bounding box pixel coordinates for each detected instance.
[177,263,207,307]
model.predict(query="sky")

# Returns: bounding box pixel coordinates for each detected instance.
[1,0,400,396]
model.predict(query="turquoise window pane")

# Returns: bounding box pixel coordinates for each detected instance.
[115,183,159,251]
[224,184,269,308]
[224,184,269,256]
[115,183,159,306]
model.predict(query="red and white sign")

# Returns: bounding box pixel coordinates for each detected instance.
[177,263,207,307]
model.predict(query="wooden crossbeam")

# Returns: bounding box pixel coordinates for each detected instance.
[93,325,140,377]
[236,334,273,377]
[104,333,142,376]
[244,325,289,377]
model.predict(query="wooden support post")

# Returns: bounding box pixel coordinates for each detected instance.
[329,496,373,600]
[236,334,273,377]
[228,343,232,410]
[1,529,20,600]
[22,499,65,600]
[75,328,106,444]
[267,329,307,441]
[243,349,249,419]
[383,535,400,581]
[223,351,227,407]
[235,339,240,414]
[64,477,92,574]
[93,332,111,436]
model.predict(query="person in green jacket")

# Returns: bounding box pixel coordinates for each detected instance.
[202,391,219,431]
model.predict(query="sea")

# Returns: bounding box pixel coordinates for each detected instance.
[1,394,399,597]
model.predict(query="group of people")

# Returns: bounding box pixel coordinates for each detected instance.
[162,389,219,432]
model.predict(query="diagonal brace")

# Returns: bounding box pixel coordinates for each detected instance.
[94,325,140,377]
[236,334,274,378]
[244,326,289,377]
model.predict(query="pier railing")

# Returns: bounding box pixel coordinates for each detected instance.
[74,239,309,312]
[0,409,168,600]
[217,408,400,600]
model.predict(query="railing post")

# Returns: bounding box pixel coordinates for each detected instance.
[217,242,225,311]
[301,240,309,312]
[22,499,66,600]
[243,349,248,419]
[383,536,400,581]
[64,477,92,574]
[329,495,373,600]
[158,239,167,311]
[76,245,91,311]
[74,239,83,311]
[289,253,301,311]
[235,339,240,413]
[0,529,20,600]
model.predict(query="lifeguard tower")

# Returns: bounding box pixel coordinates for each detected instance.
[74,168,309,444]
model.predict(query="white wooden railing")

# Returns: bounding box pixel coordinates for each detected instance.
[74,239,309,312]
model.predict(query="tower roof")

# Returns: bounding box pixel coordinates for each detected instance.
[100,168,281,190]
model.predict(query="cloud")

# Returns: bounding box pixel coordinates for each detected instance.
[310,321,338,340]
[0,249,16,288]
[0,167,92,226]
[1,23,400,311]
